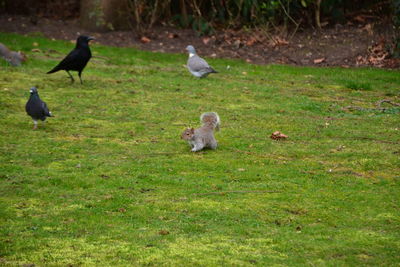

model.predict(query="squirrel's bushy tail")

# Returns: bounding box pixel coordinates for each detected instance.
[200,112,220,130]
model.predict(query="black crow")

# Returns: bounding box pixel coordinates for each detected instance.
[25,87,53,130]
[47,35,94,84]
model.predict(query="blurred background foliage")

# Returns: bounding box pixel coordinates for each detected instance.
[1,0,398,56]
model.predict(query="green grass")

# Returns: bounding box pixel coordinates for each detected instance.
[0,32,399,266]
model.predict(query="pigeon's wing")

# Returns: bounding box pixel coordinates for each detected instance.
[188,55,211,72]
[25,100,32,114]
[41,101,52,117]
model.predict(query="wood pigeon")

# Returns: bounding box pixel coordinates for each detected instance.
[186,45,217,78]
[25,87,53,130]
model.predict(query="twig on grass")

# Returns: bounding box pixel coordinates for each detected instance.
[132,152,182,158]
[193,190,281,196]
[376,99,400,108]
[343,99,400,112]
[343,106,367,111]
[331,136,400,145]
[92,56,109,60]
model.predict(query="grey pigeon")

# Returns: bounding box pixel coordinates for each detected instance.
[0,43,26,66]
[25,87,53,130]
[47,35,94,84]
[186,45,217,78]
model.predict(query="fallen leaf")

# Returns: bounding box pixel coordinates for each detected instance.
[271,36,289,47]
[234,39,241,46]
[270,131,288,140]
[167,33,178,39]
[354,15,366,23]
[202,37,211,45]
[313,57,325,64]
[31,48,41,53]
[246,37,257,46]
[118,208,127,213]
[32,42,39,47]
[159,230,169,235]
[361,24,373,35]
[140,36,151,43]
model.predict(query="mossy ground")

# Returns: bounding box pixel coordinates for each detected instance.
[0,32,399,266]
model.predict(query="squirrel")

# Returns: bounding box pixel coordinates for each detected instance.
[0,43,26,67]
[181,112,220,152]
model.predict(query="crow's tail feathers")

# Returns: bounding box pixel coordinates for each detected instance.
[46,66,59,74]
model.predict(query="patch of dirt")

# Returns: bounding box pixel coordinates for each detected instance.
[1,15,398,68]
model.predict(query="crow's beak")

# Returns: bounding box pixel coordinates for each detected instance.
[88,36,95,41]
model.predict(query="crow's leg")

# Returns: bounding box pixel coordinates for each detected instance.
[78,71,83,84]
[66,70,75,83]
[33,120,38,130]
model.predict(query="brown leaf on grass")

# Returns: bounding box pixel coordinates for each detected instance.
[100,174,110,179]
[159,230,169,235]
[270,131,288,140]
[313,57,325,64]
[118,208,127,213]
[31,48,41,53]
[140,36,151,43]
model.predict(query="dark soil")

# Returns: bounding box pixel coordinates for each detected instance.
[0,14,398,68]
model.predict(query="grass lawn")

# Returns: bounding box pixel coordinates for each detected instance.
[0,32,399,266]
